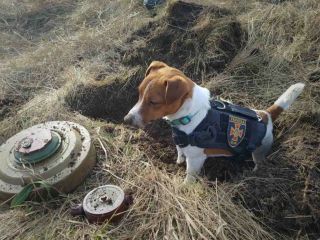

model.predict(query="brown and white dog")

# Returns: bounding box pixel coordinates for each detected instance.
[124,61,305,183]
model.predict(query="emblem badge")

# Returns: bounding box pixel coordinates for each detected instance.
[227,115,246,148]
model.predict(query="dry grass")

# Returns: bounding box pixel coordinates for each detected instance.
[0,0,320,239]
[0,115,276,239]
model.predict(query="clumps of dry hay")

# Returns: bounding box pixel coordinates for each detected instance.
[240,1,320,63]
[0,0,147,119]
[204,0,320,110]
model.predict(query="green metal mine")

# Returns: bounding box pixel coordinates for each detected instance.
[14,131,62,165]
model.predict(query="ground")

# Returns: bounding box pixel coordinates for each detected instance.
[0,0,319,239]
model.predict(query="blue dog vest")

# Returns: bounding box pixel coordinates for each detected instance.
[171,100,267,155]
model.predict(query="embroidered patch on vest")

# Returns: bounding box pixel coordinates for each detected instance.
[227,115,246,148]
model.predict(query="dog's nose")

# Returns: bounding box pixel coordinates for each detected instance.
[124,113,134,125]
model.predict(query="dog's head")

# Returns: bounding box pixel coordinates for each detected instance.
[124,61,194,128]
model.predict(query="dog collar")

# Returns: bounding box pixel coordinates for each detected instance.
[168,111,199,126]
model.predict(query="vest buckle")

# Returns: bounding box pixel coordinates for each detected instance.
[214,100,226,110]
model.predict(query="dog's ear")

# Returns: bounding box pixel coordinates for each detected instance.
[164,78,189,104]
[145,61,168,77]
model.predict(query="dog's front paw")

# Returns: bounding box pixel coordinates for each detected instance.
[253,165,259,172]
[176,155,186,164]
[183,174,197,184]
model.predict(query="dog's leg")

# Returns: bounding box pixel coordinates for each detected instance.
[252,112,273,171]
[184,154,206,184]
[176,146,186,164]
[252,145,270,171]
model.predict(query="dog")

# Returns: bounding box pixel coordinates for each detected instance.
[124,61,305,183]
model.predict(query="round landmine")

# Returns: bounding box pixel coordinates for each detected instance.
[71,185,132,224]
[0,121,96,202]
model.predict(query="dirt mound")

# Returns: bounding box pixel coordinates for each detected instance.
[123,1,244,81]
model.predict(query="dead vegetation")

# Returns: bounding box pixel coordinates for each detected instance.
[0,0,319,239]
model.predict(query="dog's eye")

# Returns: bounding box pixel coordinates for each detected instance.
[149,100,160,105]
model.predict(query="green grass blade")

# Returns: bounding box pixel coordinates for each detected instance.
[10,184,34,208]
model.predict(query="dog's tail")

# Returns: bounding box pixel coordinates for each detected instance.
[267,83,305,121]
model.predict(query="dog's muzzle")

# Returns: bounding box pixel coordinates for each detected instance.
[124,113,134,125]
[124,113,145,128]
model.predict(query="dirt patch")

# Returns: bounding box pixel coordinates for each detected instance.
[202,155,253,182]
[65,68,142,122]
[123,0,244,81]
[136,121,178,173]
[309,69,320,82]
[262,0,288,4]
[0,97,20,121]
